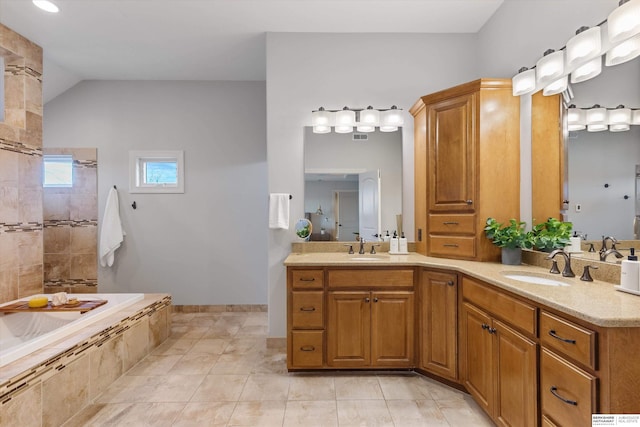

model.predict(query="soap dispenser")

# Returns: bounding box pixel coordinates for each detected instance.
[620,248,640,291]
[390,231,399,254]
[399,231,408,253]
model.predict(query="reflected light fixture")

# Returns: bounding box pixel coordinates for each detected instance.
[542,76,568,96]
[570,104,639,132]
[567,105,586,131]
[315,205,324,216]
[605,33,640,65]
[32,0,59,12]
[571,56,602,83]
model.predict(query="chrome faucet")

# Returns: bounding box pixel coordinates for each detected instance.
[600,248,624,262]
[359,238,366,254]
[546,249,575,277]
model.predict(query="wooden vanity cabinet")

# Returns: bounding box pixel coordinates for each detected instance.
[460,276,538,427]
[419,269,458,381]
[410,79,520,261]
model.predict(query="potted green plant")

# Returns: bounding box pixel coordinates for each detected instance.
[530,217,572,252]
[484,218,532,265]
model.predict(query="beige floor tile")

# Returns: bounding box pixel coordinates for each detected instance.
[377,374,433,400]
[172,402,236,427]
[170,353,220,375]
[228,401,286,426]
[210,353,260,374]
[171,325,210,340]
[126,354,182,376]
[151,338,198,356]
[236,324,268,336]
[288,375,336,401]
[171,313,195,324]
[222,337,265,354]
[188,338,229,355]
[386,399,450,426]
[96,375,204,403]
[202,324,242,338]
[337,400,395,426]
[251,349,288,374]
[190,374,248,402]
[334,376,384,400]
[437,396,495,427]
[283,400,338,427]
[64,402,184,426]
[242,312,268,327]
[239,374,291,401]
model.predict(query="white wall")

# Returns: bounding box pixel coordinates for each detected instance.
[266,32,480,337]
[44,81,268,305]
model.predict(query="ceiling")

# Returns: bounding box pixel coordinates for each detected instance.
[0,0,504,100]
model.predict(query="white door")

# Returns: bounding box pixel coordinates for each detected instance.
[359,169,381,241]
[335,191,359,242]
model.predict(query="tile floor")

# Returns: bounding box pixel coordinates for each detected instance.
[64,311,494,426]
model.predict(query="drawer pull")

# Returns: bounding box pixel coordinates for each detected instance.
[550,386,578,406]
[299,306,316,312]
[300,345,316,352]
[443,244,459,248]
[447,280,454,286]
[443,221,459,225]
[299,278,316,282]
[549,330,577,344]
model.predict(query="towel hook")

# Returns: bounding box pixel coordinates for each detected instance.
[131,201,137,209]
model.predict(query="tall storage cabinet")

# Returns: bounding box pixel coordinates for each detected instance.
[410,79,520,261]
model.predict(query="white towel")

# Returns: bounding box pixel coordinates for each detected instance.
[269,193,290,229]
[99,187,125,267]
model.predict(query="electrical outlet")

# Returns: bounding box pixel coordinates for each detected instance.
[575,203,582,212]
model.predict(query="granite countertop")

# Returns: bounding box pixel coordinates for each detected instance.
[284,252,640,327]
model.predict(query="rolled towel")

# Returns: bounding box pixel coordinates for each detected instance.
[51,292,68,306]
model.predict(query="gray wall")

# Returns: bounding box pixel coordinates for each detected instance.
[44,81,267,305]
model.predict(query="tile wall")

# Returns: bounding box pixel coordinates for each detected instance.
[43,148,98,293]
[0,24,44,305]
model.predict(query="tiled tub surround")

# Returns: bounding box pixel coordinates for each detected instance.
[43,148,98,294]
[0,293,144,367]
[0,294,171,427]
[0,24,44,305]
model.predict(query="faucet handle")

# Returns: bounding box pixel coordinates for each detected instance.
[370,244,381,254]
[580,265,598,282]
[344,244,354,254]
[549,260,561,274]
[588,243,596,252]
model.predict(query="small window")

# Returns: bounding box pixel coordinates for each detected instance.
[43,155,73,188]
[129,150,184,193]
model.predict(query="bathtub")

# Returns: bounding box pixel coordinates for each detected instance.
[0,293,144,368]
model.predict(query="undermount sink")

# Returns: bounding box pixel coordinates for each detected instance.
[500,271,571,287]
[349,256,389,261]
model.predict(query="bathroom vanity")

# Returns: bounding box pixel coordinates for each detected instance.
[284,252,640,427]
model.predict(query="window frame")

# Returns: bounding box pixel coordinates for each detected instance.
[129,150,184,193]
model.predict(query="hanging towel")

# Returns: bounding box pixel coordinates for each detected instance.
[99,187,125,267]
[269,193,290,229]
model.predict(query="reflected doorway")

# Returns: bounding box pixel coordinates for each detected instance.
[335,190,358,241]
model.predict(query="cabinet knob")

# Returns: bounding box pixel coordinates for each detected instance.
[365,297,370,303]
[488,327,497,334]
[481,323,489,330]
[466,199,473,205]
[447,280,454,286]
[373,297,378,303]
[550,386,578,406]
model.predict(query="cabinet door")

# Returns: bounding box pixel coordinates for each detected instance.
[421,270,457,380]
[494,320,537,427]
[462,302,494,416]
[427,93,476,213]
[327,291,371,367]
[371,291,415,367]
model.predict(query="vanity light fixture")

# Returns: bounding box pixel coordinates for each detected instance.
[311,106,403,134]
[542,76,568,96]
[32,0,59,13]
[512,0,640,96]
[633,109,640,125]
[607,0,640,45]
[568,104,640,132]
[567,105,586,131]
[586,104,608,132]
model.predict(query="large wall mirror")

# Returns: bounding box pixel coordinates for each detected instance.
[561,59,640,243]
[304,127,402,242]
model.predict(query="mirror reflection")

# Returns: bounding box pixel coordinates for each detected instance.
[304,127,402,242]
[555,59,640,262]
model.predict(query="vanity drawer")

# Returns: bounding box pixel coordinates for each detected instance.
[428,214,475,234]
[541,348,597,427]
[292,291,324,328]
[462,276,536,335]
[291,269,324,289]
[291,331,324,368]
[327,269,414,289]
[428,235,476,258]
[540,311,596,369]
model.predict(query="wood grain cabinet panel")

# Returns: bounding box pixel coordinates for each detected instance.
[540,311,596,370]
[291,291,324,329]
[327,291,371,367]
